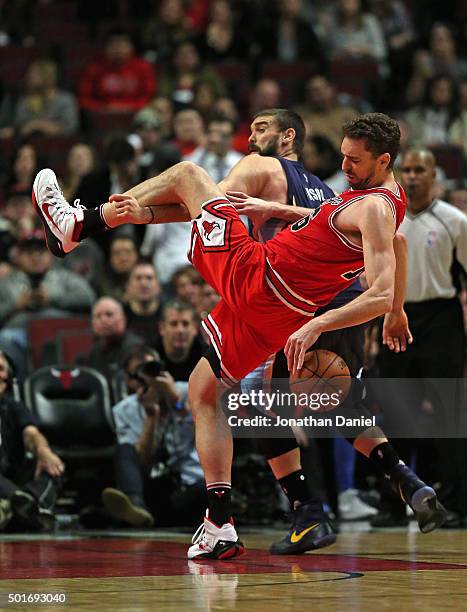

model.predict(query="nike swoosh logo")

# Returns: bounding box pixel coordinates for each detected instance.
[290,523,320,543]
[43,203,63,233]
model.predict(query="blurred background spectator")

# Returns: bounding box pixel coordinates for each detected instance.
[0,59,78,140]
[0,232,95,379]
[79,28,156,115]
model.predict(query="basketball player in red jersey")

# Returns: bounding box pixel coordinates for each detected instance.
[33,113,447,559]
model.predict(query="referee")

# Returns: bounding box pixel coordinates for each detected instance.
[374,148,467,528]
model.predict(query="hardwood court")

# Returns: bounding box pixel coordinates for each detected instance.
[0,527,466,611]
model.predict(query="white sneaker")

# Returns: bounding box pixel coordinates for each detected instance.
[188,512,245,560]
[32,168,85,257]
[338,489,378,520]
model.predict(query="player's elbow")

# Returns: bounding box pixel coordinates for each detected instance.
[381,291,394,314]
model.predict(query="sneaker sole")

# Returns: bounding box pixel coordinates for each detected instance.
[102,490,154,527]
[189,541,245,560]
[414,495,448,534]
[270,532,337,555]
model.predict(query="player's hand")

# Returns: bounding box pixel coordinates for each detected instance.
[110,193,153,224]
[225,191,271,239]
[382,309,413,353]
[285,321,322,376]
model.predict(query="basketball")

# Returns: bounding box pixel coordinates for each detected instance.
[289,349,351,412]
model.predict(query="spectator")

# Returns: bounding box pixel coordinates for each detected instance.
[447,185,467,214]
[197,282,221,320]
[0,188,36,263]
[123,261,163,347]
[172,108,206,157]
[155,300,207,380]
[150,96,175,141]
[96,237,139,300]
[0,232,95,379]
[404,74,458,148]
[186,116,243,182]
[74,137,142,253]
[302,134,347,194]
[214,96,249,153]
[449,80,467,159]
[294,75,359,151]
[142,0,192,63]
[0,350,63,532]
[0,59,79,139]
[140,220,192,288]
[158,40,225,109]
[368,0,416,107]
[199,0,247,62]
[78,297,143,385]
[265,0,325,67]
[249,78,282,117]
[102,344,205,527]
[171,266,204,312]
[319,0,387,75]
[128,107,181,180]
[60,143,96,202]
[1,143,39,197]
[79,28,156,113]
[192,80,222,123]
[406,22,467,107]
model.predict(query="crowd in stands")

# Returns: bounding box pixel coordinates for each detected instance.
[0,0,466,532]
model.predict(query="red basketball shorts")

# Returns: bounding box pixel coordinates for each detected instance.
[188,198,314,383]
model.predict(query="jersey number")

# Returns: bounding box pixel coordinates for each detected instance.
[291,207,320,232]
[341,266,365,281]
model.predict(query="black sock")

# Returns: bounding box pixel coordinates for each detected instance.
[206,482,231,525]
[369,442,402,477]
[278,469,323,513]
[77,205,110,241]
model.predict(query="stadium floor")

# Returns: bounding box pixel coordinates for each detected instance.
[0,523,466,611]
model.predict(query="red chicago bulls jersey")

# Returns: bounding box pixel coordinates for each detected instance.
[264,183,406,310]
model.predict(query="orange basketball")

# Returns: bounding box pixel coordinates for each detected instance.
[289,349,351,412]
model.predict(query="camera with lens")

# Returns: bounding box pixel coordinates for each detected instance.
[133,359,166,394]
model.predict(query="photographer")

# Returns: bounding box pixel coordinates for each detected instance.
[102,344,205,527]
[0,350,63,532]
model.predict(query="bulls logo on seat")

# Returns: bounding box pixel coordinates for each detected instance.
[51,367,80,390]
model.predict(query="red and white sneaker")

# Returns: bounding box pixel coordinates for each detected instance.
[32,168,85,258]
[188,512,245,560]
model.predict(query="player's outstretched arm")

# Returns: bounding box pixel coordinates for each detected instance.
[382,233,413,353]
[285,197,396,375]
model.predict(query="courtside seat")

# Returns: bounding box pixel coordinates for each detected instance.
[24,365,115,460]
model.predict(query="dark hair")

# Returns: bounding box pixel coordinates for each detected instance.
[121,344,161,373]
[160,299,196,321]
[105,137,136,165]
[253,108,306,155]
[342,113,400,169]
[171,264,203,286]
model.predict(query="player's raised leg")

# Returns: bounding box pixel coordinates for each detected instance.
[32,162,225,258]
[187,357,244,560]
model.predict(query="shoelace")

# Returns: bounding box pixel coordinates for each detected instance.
[73,199,86,210]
